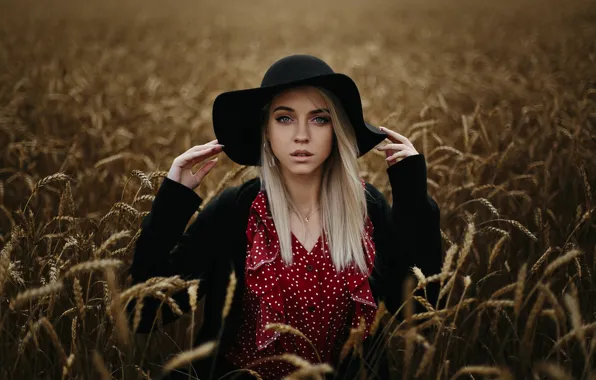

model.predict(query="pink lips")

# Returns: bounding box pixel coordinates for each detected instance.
[290,149,313,163]
[290,149,313,157]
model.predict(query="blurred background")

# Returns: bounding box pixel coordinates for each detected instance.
[1,0,595,379]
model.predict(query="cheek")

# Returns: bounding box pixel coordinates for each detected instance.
[267,128,285,149]
[314,127,334,155]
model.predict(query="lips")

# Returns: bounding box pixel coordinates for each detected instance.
[290,150,313,157]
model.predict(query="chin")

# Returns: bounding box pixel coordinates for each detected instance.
[281,162,323,176]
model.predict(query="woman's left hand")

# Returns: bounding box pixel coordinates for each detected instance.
[375,126,419,167]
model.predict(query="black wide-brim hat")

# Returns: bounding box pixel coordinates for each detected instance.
[212,54,387,166]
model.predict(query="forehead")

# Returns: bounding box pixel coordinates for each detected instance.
[270,86,327,108]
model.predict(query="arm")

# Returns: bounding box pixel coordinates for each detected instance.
[368,154,442,315]
[126,176,230,333]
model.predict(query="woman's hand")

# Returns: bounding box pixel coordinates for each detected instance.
[167,139,224,190]
[375,127,419,167]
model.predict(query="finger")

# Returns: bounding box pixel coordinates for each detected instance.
[193,157,218,183]
[375,143,409,152]
[386,150,411,162]
[186,141,222,153]
[177,146,223,167]
[379,127,414,147]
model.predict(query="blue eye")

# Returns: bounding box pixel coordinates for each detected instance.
[276,116,291,123]
[314,116,330,124]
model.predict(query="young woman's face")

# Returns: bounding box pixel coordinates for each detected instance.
[266,86,334,176]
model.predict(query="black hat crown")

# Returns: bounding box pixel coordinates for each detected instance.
[261,55,335,87]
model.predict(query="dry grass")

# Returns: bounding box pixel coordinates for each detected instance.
[1,0,595,378]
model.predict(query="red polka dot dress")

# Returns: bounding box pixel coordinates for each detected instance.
[223,186,378,379]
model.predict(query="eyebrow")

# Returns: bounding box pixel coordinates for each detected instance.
[272,106,330,114]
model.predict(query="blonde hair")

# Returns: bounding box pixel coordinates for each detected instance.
[258,86,370,274]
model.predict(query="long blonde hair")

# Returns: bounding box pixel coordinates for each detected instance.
[258,86,370,274]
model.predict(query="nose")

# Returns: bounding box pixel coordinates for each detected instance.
[293,119,310,143]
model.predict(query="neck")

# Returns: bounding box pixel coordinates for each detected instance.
[279,166,323,213]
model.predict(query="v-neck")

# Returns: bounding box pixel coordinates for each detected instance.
[291,232,322,255]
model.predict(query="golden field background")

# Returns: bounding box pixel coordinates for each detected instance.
[0,0,595,378]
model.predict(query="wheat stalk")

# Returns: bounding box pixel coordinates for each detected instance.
[246,353,314,372]
[162,341,217,372]
[411,266,426,285]
[58,181,75,217]
[64,259,122,277]
[537,283,566,331]
[490,283,516,299]
[11,281,64,308]
[514,263,527,320]
[40,317,68,366]
[478,300,515,309]
[549,322,596,356]
[71,316,77,351]
[456,219,475,271]
[152,290,184,315]
[62,353,75,378]
[132,169,153,189]
[339,316,366,361]
[283,363,334,379]
[415,345,436,378]
[414,296,435,312]
[418,272,450,290]
[188,282,199,353]
[481,219,538,241]
[132,296,144,333]
[522,291,546,356]
[133,194,155,204]
[24,173,73,210]
[221,270,236,321]
[542,249,582,278]
[92,350,112,380]
[531,246,556,275]
[441,243,458,285]
[479,226,510,237]
[488,235,509,270]
[449,365,506,379]
[369,301,387,336]
[533,361,572,380]
[266,323,322,363]
[563,291,586,353]
[93,230,131,257]
[579,163,591,209]
[104,268,130,346]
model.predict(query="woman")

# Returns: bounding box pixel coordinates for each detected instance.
[128,55,442,379]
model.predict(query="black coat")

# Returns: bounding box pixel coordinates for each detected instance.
[127,154,442,379]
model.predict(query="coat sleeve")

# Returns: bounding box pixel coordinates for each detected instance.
[126,176,232,333]
[367,154,442,316]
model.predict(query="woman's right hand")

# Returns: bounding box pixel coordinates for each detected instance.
[166,139,224,190]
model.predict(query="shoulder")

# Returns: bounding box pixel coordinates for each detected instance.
[209,176,262,210]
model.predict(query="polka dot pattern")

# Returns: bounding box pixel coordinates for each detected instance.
[223,183,378,379]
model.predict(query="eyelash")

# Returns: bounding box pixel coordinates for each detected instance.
[275,116,330,124]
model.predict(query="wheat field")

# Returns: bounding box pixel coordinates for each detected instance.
[1,0,595,378]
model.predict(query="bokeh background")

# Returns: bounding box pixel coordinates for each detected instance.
[1,0,595,379]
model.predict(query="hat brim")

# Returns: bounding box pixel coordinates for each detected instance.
[212,73,387,166]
